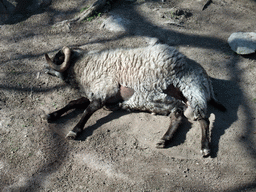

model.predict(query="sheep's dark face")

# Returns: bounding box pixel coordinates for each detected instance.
[53,50,65,65]
[45,47,74,80]
[45,49,69,80]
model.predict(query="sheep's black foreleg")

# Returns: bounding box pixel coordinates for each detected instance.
[156,111,183,148]
[198,118,210,157]
[47,97,90,122]
[66,100,103,140]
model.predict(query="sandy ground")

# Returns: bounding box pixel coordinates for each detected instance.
[0,0,256,191]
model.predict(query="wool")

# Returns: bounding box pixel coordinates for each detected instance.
[65,44,215,119]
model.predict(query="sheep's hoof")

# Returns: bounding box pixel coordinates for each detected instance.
[66,131,77,140]
[201,148,211,157]
[156,140,166,148]
[46,113,59,123]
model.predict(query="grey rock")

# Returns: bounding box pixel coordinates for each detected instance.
[145,37,160,46]
[101,15,130,33]
[228,32,256,55]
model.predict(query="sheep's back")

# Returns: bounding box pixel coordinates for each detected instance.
[115,44,185,92]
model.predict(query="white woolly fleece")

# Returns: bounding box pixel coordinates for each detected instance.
[69,44,215,118]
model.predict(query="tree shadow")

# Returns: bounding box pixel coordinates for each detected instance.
[226,182,256,192]
[0,84,67,93]
[47,0,256,190]
[79,1,256,172]
[0,0,86,25]
[2,0,255,190]
[83,0,227,50]
[0,0,46,24]
[5,127,69,192]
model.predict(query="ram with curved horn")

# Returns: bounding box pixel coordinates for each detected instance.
[45,46,71,73]
[44,43,226,157]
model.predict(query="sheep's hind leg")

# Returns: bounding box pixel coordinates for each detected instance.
[47,97,90,122]
[156,110,183,148]
[66,100,103,140]
[198,118,210,157]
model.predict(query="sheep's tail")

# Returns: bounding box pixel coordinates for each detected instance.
[208,78,226,112]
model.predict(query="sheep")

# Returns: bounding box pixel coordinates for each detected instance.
[44,43,226,157]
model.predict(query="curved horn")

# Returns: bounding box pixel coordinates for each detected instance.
[45,46,71,72]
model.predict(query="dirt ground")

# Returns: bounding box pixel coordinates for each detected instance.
[0,0,256,191]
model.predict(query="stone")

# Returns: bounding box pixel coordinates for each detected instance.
[228,32,256,55]
[145,37,160,46]
[101,15,130,33]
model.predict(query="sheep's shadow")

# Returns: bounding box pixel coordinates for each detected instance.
[209,78,241,157]
[50,107,192,150]
[48,108,86,138]
[163,117,192,148]
[77,110,130,141]
[50,106,193,148]
[49,107,130,140]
